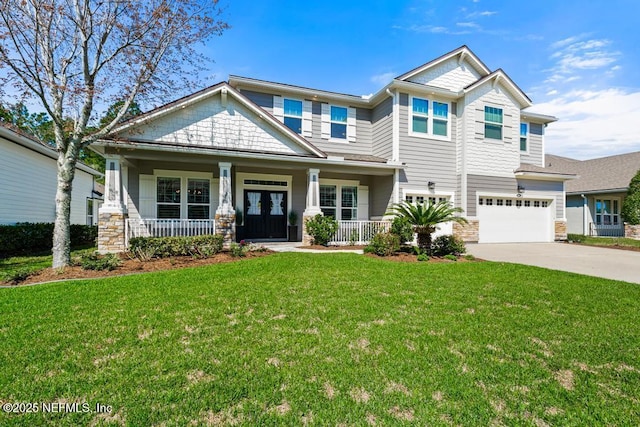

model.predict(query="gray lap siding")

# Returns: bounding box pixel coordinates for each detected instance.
[398,93,457,191]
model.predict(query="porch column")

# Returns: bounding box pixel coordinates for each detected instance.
[215,162,235,247]
[303,168,322,245]
[98,156,125,253]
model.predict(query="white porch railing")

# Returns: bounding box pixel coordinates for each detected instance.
[589,223,624,237]
[126,219,216,244]
[329,220,391,245]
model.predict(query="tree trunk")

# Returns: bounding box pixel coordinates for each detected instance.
[416,227,436,255]
[52,153,77,268]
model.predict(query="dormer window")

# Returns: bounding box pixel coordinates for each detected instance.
[330,106,348,139]
[484,106,503,140]
[283,99,303,134]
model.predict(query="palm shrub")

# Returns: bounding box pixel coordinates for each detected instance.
[391,216,414,244]
[621,169,640,225]
[386,200,467,254]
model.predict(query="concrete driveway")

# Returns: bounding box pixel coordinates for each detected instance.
[466,243,640,284]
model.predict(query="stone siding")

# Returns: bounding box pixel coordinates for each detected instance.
[625,223,640,240]
[554,220,567,241]
[98,212,125,253]
[453,219,479,242]
[215,213,236,248]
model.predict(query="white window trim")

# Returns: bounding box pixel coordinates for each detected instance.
[483,105,504,142]
[321,104,356,143]
[319,178,360,220]
[408,96,451,141]
[520,121,529,154]
[153,170,215,220]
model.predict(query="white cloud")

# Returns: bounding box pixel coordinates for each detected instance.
[370,72,397,86]
[529,89,640,159]
[547,37,621,80]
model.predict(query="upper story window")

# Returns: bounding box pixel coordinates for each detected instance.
[330,106,348,139]
[520,123,528,152]
[410,96,450,139]
[283,99,303,134]
[484,106,503,140]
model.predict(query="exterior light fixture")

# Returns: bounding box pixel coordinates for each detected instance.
[428,181,436,190]
[517,185,525,193]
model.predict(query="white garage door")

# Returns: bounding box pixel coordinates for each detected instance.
[478,196,553,243]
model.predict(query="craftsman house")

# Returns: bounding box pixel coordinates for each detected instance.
[91,46,574,252]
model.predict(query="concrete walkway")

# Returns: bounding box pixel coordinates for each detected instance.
[467,243,640,284]
[260,242,363,254]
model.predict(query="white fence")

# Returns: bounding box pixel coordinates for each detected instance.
[126,219,216,243]
[589,223,624,237]
[329,220,391,245]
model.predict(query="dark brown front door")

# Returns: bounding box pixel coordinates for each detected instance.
[244,190,287,239]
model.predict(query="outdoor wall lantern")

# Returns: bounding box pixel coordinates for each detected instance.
[517,185,525,194]
[428,181,436,190]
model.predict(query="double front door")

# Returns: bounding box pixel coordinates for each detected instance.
[244,190,287,239]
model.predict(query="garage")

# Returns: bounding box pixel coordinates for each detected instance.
[477,196,554,243]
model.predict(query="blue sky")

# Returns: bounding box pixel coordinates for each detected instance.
[203,0,640,160]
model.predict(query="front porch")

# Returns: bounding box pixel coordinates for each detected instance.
[98,155,397,252]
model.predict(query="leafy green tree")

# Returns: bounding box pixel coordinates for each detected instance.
[386,201,468,254]
[622,169,640,225]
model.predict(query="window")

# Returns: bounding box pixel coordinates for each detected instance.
[320,185,337,218]
[187,179,210,219]
[86,199,94,225]
[157,177,181,218]
[486,198,493,206]
[433,102,448,136]
[516,200,522,207]
[524,200,531,207]
[484,106,503,140]
[341,187,357,220]
[412,98,429,134]
[534,200,541,208]
[505,199,513,207]
[283,99,303,134]
[596,199,620,225]
[330,106,347,139]
[410,97,450,139]
[406,195,413,203]
[520,123,528,152]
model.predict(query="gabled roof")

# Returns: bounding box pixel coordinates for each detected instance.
[545,152,640,194]
[0,122,102,176]
[105,82,327,158]
[464,69,532,108]
[395,45,491,82]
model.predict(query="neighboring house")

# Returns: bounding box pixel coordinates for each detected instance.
[545,152,640,237]
[91,46,575,252]
[0,123,103,225]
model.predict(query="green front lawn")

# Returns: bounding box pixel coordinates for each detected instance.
[1,253,639,425]
[568,234,640,250]
[0,248,95,284]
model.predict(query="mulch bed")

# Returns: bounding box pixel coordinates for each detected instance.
[6,251,272,286]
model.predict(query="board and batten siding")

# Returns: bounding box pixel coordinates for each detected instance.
[398,93,457,190]
[520,122,544,167]
[0,137,95,225]
[463,83,522,178]
[406,56,483,92]
[372,96,393,160]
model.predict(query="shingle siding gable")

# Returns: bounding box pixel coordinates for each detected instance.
[406,57,482,92]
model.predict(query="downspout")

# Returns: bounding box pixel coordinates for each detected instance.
[581,194,588,235]
[387,88,400,204]
[460,95,468,215]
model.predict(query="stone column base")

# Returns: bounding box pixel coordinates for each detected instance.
[554,220,567,241]
[302,213,320,246]
[453,219,479,243]
[98,211,126,253]
[215,213,236,248]
[625,223,640,239]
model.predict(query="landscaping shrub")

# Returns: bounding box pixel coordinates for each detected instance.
[432,235,466,256]
[0,223,98,257]
[128,235,224,259]
[621,168,640,225]
[79,252,122,271]
[443,254,458,261]
[391,216,414,244]
[567,234,586,243]
[230,241,247,257]
[305,214,339,246]
[416,253,429,262]
[364,232,400,256]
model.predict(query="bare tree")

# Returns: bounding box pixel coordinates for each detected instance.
[0,0,228,267]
